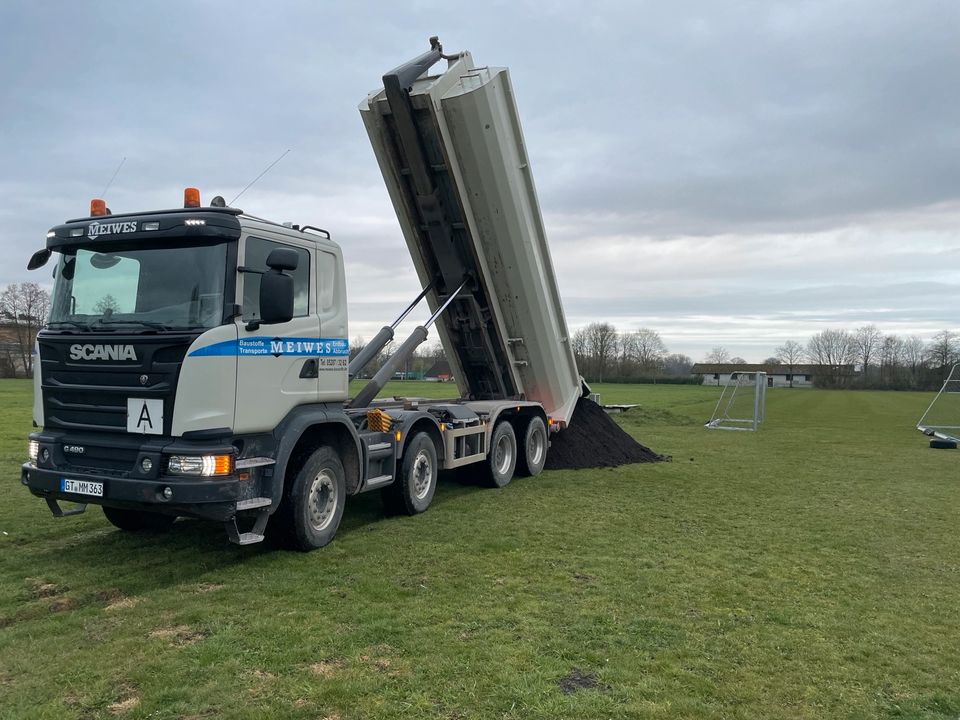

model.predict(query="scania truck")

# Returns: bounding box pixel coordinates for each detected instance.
[21,38,585,550]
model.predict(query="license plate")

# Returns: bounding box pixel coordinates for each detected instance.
[60,478,104,497]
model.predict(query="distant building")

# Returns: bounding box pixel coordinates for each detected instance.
[691,363,855,388]
[425,360,453,382]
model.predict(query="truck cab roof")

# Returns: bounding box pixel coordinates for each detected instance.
[46,206,334,251]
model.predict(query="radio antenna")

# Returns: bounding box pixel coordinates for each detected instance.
[101,156,127,198]
[230,149,291,205]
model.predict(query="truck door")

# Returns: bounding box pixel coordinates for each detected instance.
[234,235,319,434]
[314,247,349,402]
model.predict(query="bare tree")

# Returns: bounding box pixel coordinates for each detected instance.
[729,356,747,365]
[903,335,926,385]
[878,334,906,384]
[0,282,50,376]
[93,293,120,315]
[775,340,805,388]
[806,329,856,386]
[853,324,882,379]
[662,352,693,376]
[571,328,589,374]
[618,331,639,375]
[762,356,782,365]
[704,347,731,363]
[349,336,366,362]
[632,327,667,373]
[927,330,959,381]
[584,322,619,382]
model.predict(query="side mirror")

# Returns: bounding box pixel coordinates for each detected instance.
[259,269,294,324]
[27,248,52,271]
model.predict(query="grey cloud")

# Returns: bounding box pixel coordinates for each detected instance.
[1,0,958,360]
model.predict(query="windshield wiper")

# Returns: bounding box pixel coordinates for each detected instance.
[47,320,92,332]
[94,320,206,333]
[93,319,174,332]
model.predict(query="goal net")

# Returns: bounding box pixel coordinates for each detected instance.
[706,371,766,431]
[917,364,960,442]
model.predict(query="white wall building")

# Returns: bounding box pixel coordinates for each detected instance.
[691,363,855,388]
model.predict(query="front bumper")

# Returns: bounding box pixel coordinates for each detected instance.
[22,461,241,522]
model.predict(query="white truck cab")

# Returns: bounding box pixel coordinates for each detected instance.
[22,39,584,550]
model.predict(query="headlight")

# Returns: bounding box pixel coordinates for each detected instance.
[28,440,39,463]
[166,454,234,477]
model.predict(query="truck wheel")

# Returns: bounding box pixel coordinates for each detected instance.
[485,421,517,488]
[516,416,548,477]
[102,506,176,532]
[288,446,346,551]
[383,432,438,515]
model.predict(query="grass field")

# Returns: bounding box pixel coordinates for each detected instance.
[2,379,959,719]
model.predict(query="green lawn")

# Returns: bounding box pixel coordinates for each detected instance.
[1,379,958,719]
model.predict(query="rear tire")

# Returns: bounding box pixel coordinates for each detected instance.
[484,421,517,488]
[285,446,347,551]
[516,416,548,477]
[382,432,438,515]
[102,506,176,532]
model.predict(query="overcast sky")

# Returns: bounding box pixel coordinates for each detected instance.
[1,0,958,361]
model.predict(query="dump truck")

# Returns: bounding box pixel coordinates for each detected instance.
[21,38,585,550]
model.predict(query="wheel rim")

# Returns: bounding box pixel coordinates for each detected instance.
[412,449,434,500]
[307,468,338,532]
[528,425,545,466]
[494,433,513,475]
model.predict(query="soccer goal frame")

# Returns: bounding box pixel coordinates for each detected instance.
[917,363,960,442]
[706,371,767,431]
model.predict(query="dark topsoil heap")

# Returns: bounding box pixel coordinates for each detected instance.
[545,397,664,470]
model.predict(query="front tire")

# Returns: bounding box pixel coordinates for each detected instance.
[383,432,438,515]
[287,446,346,551]
[516,416,548,477]
[102,506,176,532]
[484,421,517,488]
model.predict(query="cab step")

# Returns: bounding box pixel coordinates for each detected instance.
[224,505,270,545]
[364,474,393,489]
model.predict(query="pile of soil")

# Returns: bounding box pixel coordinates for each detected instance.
[545,397,664,470]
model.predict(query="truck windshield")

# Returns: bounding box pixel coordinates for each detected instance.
[48,242,229,331]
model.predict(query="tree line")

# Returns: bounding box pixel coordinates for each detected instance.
[774,326,958,390]
[572,324,695,383]
[2,281,957,391]
[572,322,959,390]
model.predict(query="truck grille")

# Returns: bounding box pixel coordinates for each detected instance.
[38,334,195,435]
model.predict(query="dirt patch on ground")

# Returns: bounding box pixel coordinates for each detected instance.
[545,398,665,470]
[106,596,141,611]
[48,597,76,613]
[359,645,403,677]
[310,659,345,678]
[98,590,141,611]
[558,667,604,694]
[27,578,61,599]
[108,696,140,715]
[248,669,275,681]
[195,583,225,593]
[148,625,208,646]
